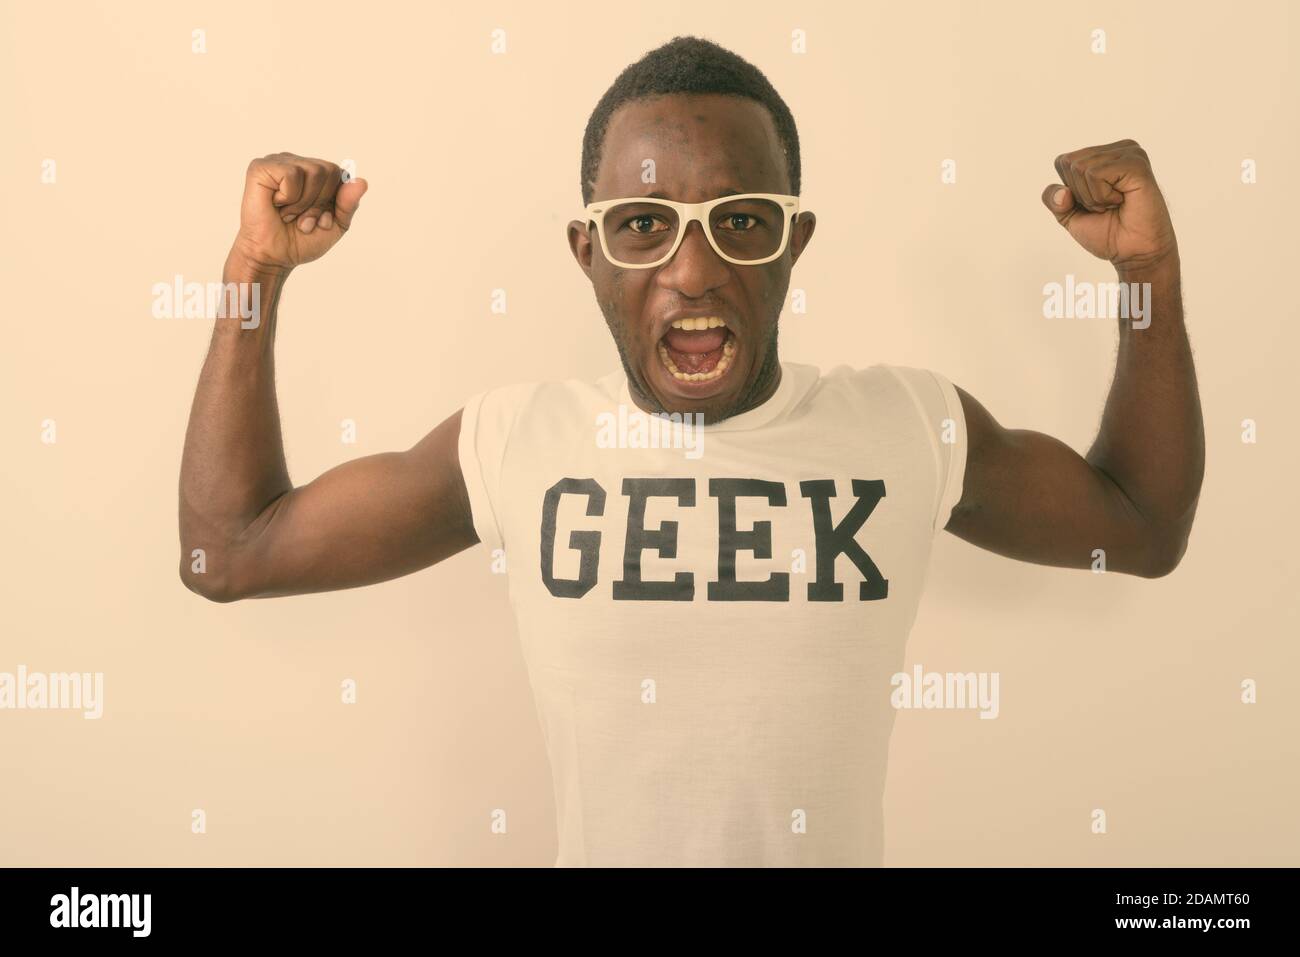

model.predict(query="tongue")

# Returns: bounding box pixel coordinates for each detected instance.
[663,328,727,374]
[664,327,726,353]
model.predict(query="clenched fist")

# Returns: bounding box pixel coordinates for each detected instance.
[232,153,368,273]
[1042,139,1177,273]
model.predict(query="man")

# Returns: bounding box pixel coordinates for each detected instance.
[179,36,1204,866]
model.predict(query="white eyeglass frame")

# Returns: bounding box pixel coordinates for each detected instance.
[583,193,801,268]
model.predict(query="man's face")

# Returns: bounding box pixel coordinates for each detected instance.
[568,93,816,421]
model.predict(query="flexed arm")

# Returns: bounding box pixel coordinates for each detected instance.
[179,154,477,601]
[946,141,1204,578]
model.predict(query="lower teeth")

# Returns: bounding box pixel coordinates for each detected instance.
[658,335,735,382]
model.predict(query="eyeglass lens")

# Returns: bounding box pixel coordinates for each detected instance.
[602,198,785,264]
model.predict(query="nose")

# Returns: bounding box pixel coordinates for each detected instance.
[656,220,730,297]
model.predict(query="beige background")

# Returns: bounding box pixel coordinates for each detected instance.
[1,0,1296,866]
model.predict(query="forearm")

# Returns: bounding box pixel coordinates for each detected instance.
[1086,255,1205,556]
[178,251,292,594]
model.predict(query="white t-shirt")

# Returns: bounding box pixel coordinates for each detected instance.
[457,361,966,866]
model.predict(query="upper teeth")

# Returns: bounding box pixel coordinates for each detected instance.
[670,317,727,331]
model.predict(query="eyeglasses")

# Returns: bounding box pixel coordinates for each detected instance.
[583,193,801,269]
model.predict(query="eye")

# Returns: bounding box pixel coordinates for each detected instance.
[717,213,760,231]
[625,214,671,234]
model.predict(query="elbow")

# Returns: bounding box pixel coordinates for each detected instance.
[178,551,245,603]
[1140,493,1201,578]
[1137,528,1192,579]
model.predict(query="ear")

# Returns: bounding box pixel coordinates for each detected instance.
[568,220,594,278]
[790,210,816,264]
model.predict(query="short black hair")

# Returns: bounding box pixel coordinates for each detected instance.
[580,35,801,206]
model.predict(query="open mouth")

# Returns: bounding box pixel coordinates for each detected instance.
[655,317,737,384]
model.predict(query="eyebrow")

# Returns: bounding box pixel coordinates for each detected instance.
[641,188,746,200]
